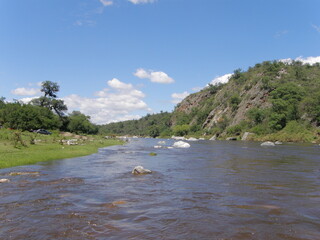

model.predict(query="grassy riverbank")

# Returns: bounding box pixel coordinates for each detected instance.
[0,129,122,169]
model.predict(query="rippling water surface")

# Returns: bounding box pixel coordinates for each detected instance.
[1,139,320,240]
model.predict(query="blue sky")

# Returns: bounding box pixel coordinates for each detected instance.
[1,0,320,124]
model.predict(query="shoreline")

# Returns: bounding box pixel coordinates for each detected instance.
[0,131,122,169]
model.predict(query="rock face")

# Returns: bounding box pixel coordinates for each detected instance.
[132,166,152,174]
[241,132,254,141]
[261,141,275,146]
[209,135,217,141]
[173,141,191,148]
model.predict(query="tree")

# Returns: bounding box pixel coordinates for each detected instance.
[31,81,67,119]
[41,81,60,98]
[67,111,98,134]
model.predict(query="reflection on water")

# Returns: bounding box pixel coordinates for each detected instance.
[0,139,319,239]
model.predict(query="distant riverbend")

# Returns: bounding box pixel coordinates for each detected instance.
[0,138,319,239]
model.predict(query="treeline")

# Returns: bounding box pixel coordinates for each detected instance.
[99,112,172,138]
[0,81,98,134]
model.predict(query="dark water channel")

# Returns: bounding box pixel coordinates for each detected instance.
[1,139,320,240]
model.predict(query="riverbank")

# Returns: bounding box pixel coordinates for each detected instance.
[0,129,122,169]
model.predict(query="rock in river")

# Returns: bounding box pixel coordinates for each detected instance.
[132,166,152,175]
[261,141,275,147]
[173,141,191,148]
[0,178,10,183]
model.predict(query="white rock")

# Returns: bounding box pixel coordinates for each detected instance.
[158,141,166,145]
[275,141,283,145]
[132,166,152,174]
[187,137,198,141]
[171,136,186,140]
[261,141,275,146]
[173,141,191,148]
[154,145,162,149]
[0,178,10,183]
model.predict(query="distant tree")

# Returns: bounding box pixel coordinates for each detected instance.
[67,111,98,134]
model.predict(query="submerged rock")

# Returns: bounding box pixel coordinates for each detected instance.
[9,172,40,176]
[275,141,283,145]
[173,141,191,148]
[132,166,152,175]
[261,141,275,146]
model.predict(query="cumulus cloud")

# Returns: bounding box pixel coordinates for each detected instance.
[134,68,175,84]
[279,56,320,65]
[11,87,40,96]
[128,0,156,4]
[99,0,113,6]
[63,78,149,124]
[171,91,189,104]
[108,78,133,90]
[210,73,233,85]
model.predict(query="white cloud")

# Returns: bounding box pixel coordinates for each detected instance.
[94,88,109,97]
[63,78,149,124]
[11,87,40,96]
[312,24,320,33]
[134,68,175,84]
[19,96,39,103]
[128,0,156,4]
[108,78,132,90]
[171,91,189,104]
[279,56,320,65]
[99,0,113,6]
[210,73,233,85]
[274,30,288,38]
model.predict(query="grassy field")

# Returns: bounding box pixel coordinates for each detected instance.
[0,129,122,169]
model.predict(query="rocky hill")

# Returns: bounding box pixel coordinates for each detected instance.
[100,60,320,142]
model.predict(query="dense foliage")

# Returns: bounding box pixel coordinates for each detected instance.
[0,81,98,134]
[99,112,172,137]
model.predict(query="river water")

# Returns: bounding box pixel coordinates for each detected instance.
[0,139,319,240]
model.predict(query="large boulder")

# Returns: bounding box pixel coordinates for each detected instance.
[173,141,191,148]
[261,141,275,146]
[132,166,152,175]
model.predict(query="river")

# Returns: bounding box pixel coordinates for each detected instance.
[0,139,319,240]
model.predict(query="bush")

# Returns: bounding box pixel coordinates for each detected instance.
[172,124,190,136]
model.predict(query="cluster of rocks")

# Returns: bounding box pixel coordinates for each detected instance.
[60,139,79,145]
[261,141,282,146]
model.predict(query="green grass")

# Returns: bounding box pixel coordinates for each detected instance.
[0,129,122,169]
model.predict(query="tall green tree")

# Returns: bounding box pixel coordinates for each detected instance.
[31,81,67,119]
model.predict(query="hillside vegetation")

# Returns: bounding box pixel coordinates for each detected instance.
[100,60,320,143]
